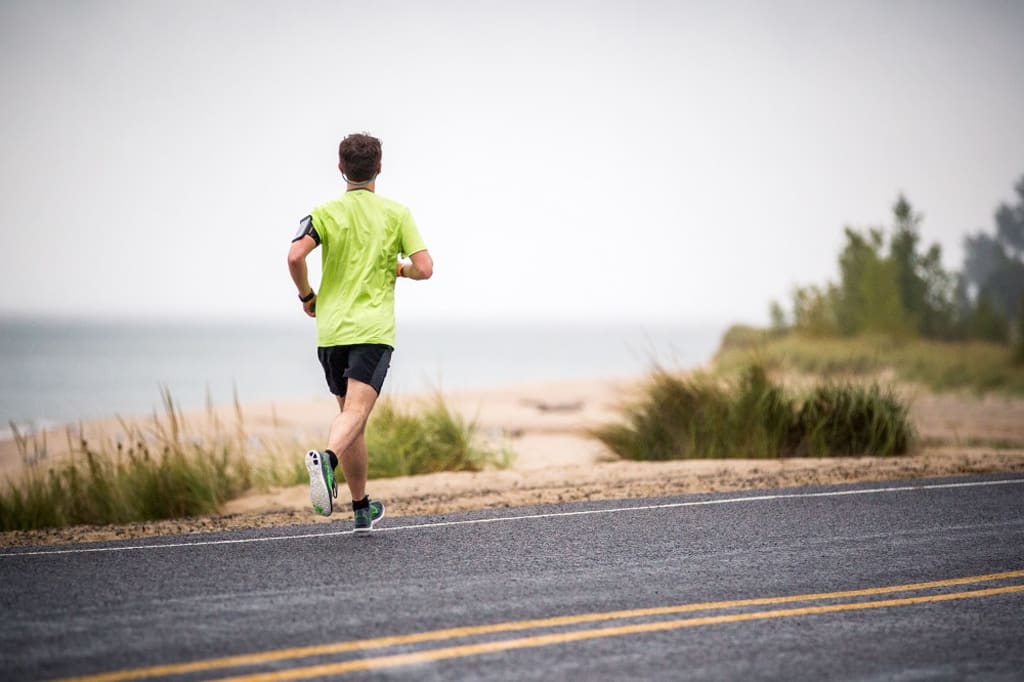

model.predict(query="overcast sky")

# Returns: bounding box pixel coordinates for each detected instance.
[1,0,1022,326]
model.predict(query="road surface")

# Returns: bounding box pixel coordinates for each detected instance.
[2,473,1023,681]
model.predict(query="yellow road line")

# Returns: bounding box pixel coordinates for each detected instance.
[214,584,1024,682]
[58,569,1024,682]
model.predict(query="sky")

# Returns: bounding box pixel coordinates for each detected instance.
[1,0,1022,327]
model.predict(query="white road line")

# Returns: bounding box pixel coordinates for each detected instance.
[2,477,1022,558]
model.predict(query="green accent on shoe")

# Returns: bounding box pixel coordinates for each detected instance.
[305,450,333,517]
[322,459,337,498]
[354,499,386,534]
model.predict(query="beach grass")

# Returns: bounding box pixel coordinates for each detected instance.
[715,325,1024,395]
[0,389,511,531]
[0,390,252,530]
[592,365,914,460]
[366,396,513,478]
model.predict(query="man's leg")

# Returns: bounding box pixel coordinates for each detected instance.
[309,344,390,525]
[341,431,369,500]
[328,379,378,502]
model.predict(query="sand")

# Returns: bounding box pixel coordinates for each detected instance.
[2,375,1024,548]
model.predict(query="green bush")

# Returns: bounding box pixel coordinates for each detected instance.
[592,365,915,460]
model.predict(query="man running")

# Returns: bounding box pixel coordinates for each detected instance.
[287,132,433,533]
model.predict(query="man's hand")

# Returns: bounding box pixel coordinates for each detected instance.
[301,293,317,318]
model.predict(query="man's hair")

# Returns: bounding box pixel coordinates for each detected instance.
[338,133,382,183]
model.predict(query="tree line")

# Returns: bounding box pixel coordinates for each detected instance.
[772,173,1024,361]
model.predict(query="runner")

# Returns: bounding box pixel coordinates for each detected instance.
[287,132,433,533]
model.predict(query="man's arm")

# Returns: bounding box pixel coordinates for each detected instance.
[398,249,433,280]
[288,235,319,317]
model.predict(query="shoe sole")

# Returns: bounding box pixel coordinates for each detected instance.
[354,501,385,535]
[305,450,332,517]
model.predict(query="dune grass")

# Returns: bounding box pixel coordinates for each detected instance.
[715,325,1024,395]
[592,365,915,460]
[0,390,511,532]
[366,397,513,479]
[0,390,258,530]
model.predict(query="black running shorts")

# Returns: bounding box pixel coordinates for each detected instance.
[317,344,393,396]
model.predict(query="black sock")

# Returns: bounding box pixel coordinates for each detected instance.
[352,495,370,511]
[325,449,338,471]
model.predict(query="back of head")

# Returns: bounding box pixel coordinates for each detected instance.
[338,133,382,183]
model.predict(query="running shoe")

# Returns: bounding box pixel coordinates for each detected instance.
[354,499,385,534]
[305,450,337,516]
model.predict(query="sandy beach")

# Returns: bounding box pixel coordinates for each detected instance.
[2,373,1024,548]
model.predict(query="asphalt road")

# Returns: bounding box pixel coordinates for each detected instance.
[2,473,1023,681]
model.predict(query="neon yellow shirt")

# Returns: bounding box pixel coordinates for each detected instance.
[310,190,426,347]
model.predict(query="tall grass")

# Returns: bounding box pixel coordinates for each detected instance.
[366,397,513,478]
[592,365,915,460]
[1,390,511,532]
[0,389,260,530]
[715,325,1024,395]
[795,382,913,455]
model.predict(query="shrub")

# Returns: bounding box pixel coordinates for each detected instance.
[593,365,914,460]
[794,383,913,456]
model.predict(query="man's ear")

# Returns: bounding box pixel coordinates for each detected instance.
[338,162,345,175]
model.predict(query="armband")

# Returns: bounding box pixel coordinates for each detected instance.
[291,215,321,244]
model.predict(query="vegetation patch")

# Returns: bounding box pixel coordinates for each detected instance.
[365,397,513,478]
[0,390,511,531]
[1,391,260,531]
[592,365,915,460]
[761,178,1024,391]
[716,326,1024,395]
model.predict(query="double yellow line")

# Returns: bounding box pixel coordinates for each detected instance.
[62,569,1024,682]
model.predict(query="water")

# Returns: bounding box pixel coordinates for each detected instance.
[0,317,725,434]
